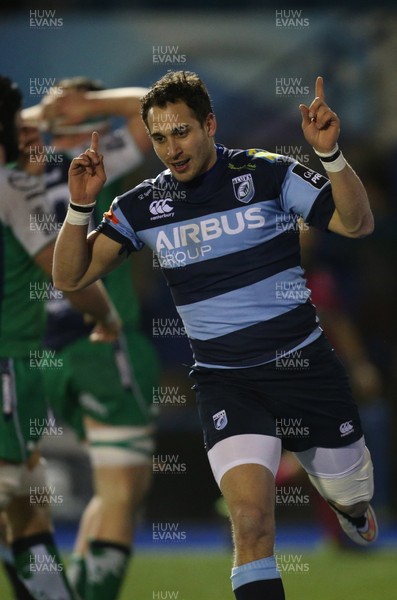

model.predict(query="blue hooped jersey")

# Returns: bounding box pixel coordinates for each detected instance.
[99,144,335,368]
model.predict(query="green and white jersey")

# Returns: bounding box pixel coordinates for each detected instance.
[0,166,56,357]
[44,127,144,350]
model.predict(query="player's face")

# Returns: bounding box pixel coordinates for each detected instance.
[147,101,217,182]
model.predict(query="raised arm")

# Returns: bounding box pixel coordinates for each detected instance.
[22,85,150,153]
[52,131,126,291]
[299,76,374,238]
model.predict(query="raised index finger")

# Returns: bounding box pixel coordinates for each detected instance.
[315,76,325,100]
[90,131,99,153]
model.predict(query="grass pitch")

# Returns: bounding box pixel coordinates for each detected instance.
[1,547,396,599]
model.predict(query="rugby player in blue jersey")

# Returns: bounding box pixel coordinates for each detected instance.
[53,71,376,600]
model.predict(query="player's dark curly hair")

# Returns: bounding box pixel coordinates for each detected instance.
[140,71,214,128]
[0,75,23,163]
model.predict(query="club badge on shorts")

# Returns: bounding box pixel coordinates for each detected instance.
[213,409,228,431]
[232,174,255,204]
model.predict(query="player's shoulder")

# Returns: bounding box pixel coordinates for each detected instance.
[0,166,44,206]
[223,145,293,172]
[117,167,172,204]
[99,126,131,153]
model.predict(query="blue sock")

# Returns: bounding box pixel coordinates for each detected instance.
[231,556,285,599]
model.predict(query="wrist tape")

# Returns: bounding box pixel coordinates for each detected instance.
[66,201,96,225]
[314,144,347,173]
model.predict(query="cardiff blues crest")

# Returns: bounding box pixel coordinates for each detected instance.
[232,173,255,203]
[213,409,228,431]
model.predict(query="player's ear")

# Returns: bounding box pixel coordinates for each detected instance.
[205,112,216,137]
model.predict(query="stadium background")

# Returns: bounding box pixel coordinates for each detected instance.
[1,2,396,598]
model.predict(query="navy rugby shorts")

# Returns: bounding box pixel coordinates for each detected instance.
[189,334,363,453]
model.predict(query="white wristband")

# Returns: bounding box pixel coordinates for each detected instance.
[313,144,347,173]
[65,201,96,226]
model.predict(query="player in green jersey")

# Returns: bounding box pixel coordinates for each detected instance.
[0,75,121,600]
[23,78,160,600]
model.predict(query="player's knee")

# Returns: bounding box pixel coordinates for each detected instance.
[17,457,47,496]
[0,464,23,510]
[231,502,274,544]
[308,446,374,507]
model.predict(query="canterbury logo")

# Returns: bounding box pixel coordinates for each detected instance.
[339,421,354,436]
[150,199,173,215]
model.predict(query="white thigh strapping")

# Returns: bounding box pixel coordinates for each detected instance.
[295,437,374,506]
[207,434,282,488]
[294,436,366,478]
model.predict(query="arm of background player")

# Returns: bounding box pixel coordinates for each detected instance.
[300,76,374,238]
[22,86,151,154]
[34,240,122,342]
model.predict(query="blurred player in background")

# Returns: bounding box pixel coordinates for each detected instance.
[53,70,377,600]
[0,75,120,600]
[23,77,160,600]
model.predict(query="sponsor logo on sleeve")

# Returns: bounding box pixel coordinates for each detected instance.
[291,163,328,189]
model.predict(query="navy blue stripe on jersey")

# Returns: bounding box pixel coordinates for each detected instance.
[165,229,300,306]
[178,266,309,340]
[192,303,321,368]
[96,221,136,254]
[107,198,144,251]
[306,186,335,231]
